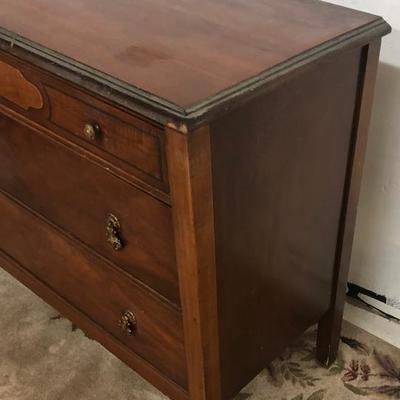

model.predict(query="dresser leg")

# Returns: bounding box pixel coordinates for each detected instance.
[316,309,341,367]
[316,40,382,369]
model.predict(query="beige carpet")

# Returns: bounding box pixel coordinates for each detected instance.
[0,268,399,400]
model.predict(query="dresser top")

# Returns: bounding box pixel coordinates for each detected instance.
[0,0,390,123]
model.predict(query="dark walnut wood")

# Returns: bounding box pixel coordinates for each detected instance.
[0,112,179,305]
[166,125,221,400]
[0,190,187,389]
[46,86,164,182]
[0,52,170,197]
[0,0,389,121]
[210,46,361,398]
[0,0,383,108]
[0,1,391,400]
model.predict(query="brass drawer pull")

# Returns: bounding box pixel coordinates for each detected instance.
[119,310,137,335]
[83,123,100,141]
[106,213,123,251]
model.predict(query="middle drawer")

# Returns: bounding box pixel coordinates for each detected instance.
[0,113,180,305]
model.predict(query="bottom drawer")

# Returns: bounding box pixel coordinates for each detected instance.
[0,190,187,389]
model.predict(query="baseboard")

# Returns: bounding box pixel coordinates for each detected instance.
[344,301,400,349]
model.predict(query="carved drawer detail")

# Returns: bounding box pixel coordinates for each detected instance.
[0,61,43,110]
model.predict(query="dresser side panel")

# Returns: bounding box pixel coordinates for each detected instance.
[210,48,363,398]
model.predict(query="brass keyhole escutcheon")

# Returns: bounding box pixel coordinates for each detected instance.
[119,310,137,335]
[106,213,123,251]
[83,123,100,141]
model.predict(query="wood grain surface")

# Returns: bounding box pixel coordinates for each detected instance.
[166,125,221,400]
[0,2,391,399]
[0,0,381,108]
[0,190,187,389]
[0,53,171,198]
[0,60,43,109]
[0,113,180,305]
[46,86,164,181]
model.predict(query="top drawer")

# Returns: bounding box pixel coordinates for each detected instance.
[45,86,164,182]
[0,56,168,194]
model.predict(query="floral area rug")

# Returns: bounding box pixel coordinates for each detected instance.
[239,319,400,400]
[0,267,399,400]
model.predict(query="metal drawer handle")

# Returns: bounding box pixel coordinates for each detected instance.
[119,310,137,335]
[106,213,123,251]
[83,123,100,141]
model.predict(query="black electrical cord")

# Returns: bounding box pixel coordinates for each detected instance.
[347,282,400,323]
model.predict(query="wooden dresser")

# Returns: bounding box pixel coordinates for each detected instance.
[0,1,391,399]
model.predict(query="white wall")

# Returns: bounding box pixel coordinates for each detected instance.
[325,0,400,305]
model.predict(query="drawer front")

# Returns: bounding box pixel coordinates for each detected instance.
[46,86,164,182]
[0,113,180,305]
[0,55,168,193]
[0,191,187,389]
